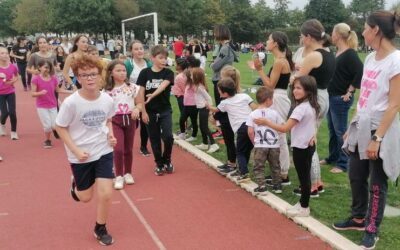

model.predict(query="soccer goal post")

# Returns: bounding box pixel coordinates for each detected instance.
[121,12,159,54]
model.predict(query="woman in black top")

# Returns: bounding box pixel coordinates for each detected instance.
[10,37,30,91]
[321,23,363,173]
[251,31,295,185]
[295,19,336,195]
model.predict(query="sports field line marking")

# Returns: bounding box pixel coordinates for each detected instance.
[136,197,154,202]
[112,201,121,204]
[120,190,166,250]
[0,212,9,216]
[0,182,10,186]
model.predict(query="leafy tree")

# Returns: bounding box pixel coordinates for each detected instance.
[350,0,386,19]
[0,0,20,37]
[253,0,276,33]
[203,0,226,31]
[304,0,350,32]
[13,0,50,34]
[273,0,290,28]
[287,9,305,28]
[112,0,139,20]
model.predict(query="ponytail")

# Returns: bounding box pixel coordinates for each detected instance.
[285,47,295,71]
[347,31,359,50]
[334,23,359,50]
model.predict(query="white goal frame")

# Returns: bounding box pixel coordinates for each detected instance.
[121,12,158,54]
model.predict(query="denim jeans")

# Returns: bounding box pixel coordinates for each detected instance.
[146,109,174,167]
[326,95,353,171]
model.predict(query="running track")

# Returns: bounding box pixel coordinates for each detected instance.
[0,87,330,249]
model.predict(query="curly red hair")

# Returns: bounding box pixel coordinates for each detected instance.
[70,54,103,76]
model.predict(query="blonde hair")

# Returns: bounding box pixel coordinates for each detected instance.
[333,23,358,50]
[220,65,241,92]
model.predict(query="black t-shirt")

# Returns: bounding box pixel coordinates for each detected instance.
[137,67,174,113]
[12,45,29,63]
[328,49,363,96]
[309,49,336,89]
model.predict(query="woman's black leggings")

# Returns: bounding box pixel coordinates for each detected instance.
[0,93,17,132]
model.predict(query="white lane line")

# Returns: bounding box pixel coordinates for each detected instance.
[225,188,240,192]
[0,212,9,216]
[136,197,154,202]
[120,190,166,250]
[0,182,10,186]
[112,200,121,204]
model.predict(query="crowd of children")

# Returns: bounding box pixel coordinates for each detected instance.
[2,10,400,249]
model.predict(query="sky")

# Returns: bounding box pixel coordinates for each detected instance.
[259,0,399,10]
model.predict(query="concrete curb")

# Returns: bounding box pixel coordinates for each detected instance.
[174,137,362,250]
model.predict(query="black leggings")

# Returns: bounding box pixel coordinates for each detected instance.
[17,62,28,88]
[292,145,315,208]
[0,93,17,132]
[198,108,215,145]
[138,113,149,149]
[179,105,198,137]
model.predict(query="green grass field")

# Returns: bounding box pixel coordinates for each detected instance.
[168,52,399,249]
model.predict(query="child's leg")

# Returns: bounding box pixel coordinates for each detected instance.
[37,108,52,141]
[7,93,17,132]
[268,148,282,185]
[112,116,125,176]
[236,124,253,174]
[292,146,315,208]
[253,148,268,186]
[71,161,97,202]
[279,133,290,178]
[159,110,174,164]
[219,113,236,164]
[187,106,198,137]
[179,106,190,134]
[146,112,163,167]
[95,152,114,224]
[123,118,136,174]
[199,108,214,144]
[139,117,148,149]
[0,94,10,126]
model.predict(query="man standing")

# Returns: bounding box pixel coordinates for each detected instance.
[173,36,185,60]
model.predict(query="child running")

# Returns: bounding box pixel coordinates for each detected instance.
[254,75,319,217]
[0,47,20,140]
[171,58,189,136]
[137,45,175,176]
[247,86,283,194]
[31,59,71,148]
[208,77,257,181]
[105,60,142,190]
[55,55,117,245]
[191,67,219,153]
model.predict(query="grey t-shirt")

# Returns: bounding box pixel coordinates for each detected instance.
[27,52,57,69]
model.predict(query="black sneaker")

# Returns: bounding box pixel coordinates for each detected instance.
[94,224,114,246]
[293,187,319,198]
[43,140,52,149]
[53,130,60,139]
[154,166,164,176]
[70,176,80,202]
[237,173,250,183]
[217,163,232,170]
[318,185,325,193]
[165,162,174,174]
[254,185,268,194]
[219,166,235,175]
[360,232,379,249]
[265,175,272,181]
[229,170,241,177]
[272,185,282,194]
[332,217,366,231]
[281,176,291,186]
[140,147,151,157]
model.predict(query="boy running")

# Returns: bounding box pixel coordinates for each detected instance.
[55,55,117,246]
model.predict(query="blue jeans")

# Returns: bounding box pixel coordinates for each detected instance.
[326,95,353,171]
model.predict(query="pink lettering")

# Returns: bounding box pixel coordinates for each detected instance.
[364,70,381,79]
[366,185,380,233]
[358,97,367,108]
[361,89,371,99]
[361,79,378,90]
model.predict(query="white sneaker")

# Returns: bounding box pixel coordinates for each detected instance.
[195,143,209,150]
[286,202,310,217]
[185,136,196,142]
[207,143,220,153]
[124,173,135,185]
[0,155,3,161]
[0,125,6,136]
[10,132,19,140]
[178,133,186,140]
[114,176,124,190]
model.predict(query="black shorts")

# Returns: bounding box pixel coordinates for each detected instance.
[70,152,114,191]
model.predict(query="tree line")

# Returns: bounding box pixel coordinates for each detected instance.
[0,0,396,44]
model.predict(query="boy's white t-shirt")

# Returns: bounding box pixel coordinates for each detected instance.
[246,108,283,148]
[289,101,316,149]
[56,91,115,163]
[357,50,400,115]
[217,93,253,133]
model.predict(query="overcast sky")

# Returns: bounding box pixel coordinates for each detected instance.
[259,0,399,10]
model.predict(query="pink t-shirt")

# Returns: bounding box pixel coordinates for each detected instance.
[0,63,18,95]
[289,101,317,149]
[183,85,196,106]
[31,75,58,108]
[171,72,186,97]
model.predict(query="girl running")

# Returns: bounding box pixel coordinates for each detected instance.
[192,67,219,153]
[63,35,89,89]
[31,59,71,148]
[0,47,20,140]
[105,60,142,190]
[254,75,319,217]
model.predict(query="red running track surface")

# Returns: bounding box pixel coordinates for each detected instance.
[0,87,331,249]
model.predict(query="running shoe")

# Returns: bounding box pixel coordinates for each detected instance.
[207,143,219,153]
[94,224,114,246]
[0,125,6,136]
[332,217,365,231]
[10,131,19,140]
[114,176,124,190]
[124,173,135,185]
[43,140,52,149]
[154,166,165,176]
[360,232,379,249]
[286,202,310,217]
[140,147,151,157]
[195,143,209,150]
[165,162,174,174]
